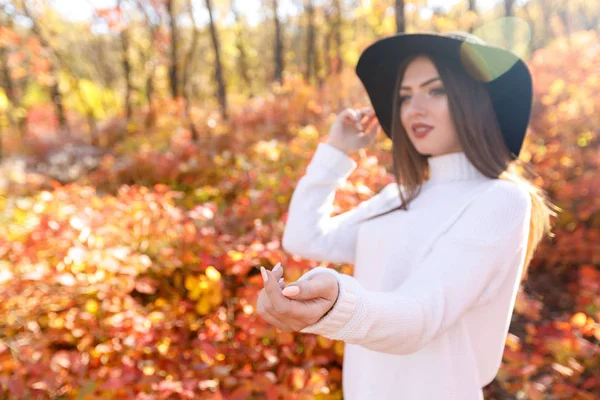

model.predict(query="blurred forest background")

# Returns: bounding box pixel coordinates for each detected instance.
[0,0,599,399]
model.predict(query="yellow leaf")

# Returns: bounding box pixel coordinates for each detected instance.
[184,275,197,291]
[228,250,244,262]
[10,67,27,80]
[549,78,565,97]
[142,365,155,376]
[174,272,182,288]
[155,298,167,308]
[299,124,318,139]
[571,312,587,328]
[213,155,226,166]
[198,279,209,290]
[205,266,221,282]
[0,89,8,111]
[157,338,171,355]
[85,299,99,314]
[49,316,65,329]
[210,289,223,307]
[188,286,202,301]
[149,311,165,323]
[196,297,211,315]
[291,368,306,391]
[334,341,344,357]
[505,333,521,351]
[317,336,334,349]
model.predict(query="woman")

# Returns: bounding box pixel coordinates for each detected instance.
[256,32,554,399]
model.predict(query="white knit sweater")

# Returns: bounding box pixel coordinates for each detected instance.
[282,143,531,400]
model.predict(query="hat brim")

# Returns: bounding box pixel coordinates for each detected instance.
[355,33,533,159]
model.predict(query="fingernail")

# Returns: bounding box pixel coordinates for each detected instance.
[273,262,282,274]
[278,277,284,285]
[260,266,268,283]
[282,286,299,297]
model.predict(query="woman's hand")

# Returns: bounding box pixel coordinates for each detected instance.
[327,107,381,154]
[256,263,339,332]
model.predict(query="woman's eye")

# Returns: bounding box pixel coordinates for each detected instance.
[430,88,446,95]
[399,95,410,103]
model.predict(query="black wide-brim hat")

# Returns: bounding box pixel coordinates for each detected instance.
[355,31,533,159]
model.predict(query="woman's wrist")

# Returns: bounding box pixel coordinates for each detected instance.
[326,140,351,155]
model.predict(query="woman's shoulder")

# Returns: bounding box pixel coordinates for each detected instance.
[477,178,531,210]
[453,179,532,242]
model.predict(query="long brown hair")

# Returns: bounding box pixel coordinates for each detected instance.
[363,53,557,278]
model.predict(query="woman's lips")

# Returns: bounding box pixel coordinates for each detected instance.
[411,123,433,138]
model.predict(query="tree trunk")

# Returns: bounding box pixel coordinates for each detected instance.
[139,0,161,129]
[468,0,477,33]
[22,2,69,135]
[49,73,68,134]
[272,0,284,84]
[324,7,333,76]
[305,0,316,84]
[557,8,571,37]
[0,39,25,139]
[145,70,156,128]
[206,0,228,120]
[579,4,600,31]
[504,0,516,49]
[184,0,200,141]
[504,0,515,17]
[167,0,179,98]
[539,0,553,49]
[0,47,15,109]
[333,0,343,74]
[118,0,133,120]
[395,0,405,33]
[231,0,253,97]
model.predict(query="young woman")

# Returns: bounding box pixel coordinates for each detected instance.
[256,32,554,399]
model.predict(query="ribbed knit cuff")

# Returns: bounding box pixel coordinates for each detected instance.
[299,267,360,339]
[308,143,357,179]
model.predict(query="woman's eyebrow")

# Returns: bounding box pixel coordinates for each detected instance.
[400,77,441,91]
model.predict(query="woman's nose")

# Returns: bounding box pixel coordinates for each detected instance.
[405,94,427,117]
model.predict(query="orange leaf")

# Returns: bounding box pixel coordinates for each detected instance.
[229,385,252,400]
[135,276,158,294]
[570,312,587,328]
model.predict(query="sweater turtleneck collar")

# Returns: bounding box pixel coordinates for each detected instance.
[426,152,487,183]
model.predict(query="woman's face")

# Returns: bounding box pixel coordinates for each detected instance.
[399,56,462,157]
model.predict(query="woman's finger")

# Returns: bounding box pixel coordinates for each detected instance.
[281,274,338,302]
[355,115,374,134]
[360,126,379,146]
[363,115,378,131]
[261,267,291,315]
[357,107,374,119]
[257,289,297,332]
[367,118,380,136]
[271,262,283,282]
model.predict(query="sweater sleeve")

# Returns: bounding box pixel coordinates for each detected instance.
[298,181,532,355]
[281,142,399,264]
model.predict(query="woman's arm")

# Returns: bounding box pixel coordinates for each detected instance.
[297,181,532,355]
[282,142,399,264]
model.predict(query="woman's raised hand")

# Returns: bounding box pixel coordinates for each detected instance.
[327,107,381,154]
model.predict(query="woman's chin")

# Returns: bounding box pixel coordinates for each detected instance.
[412,142,436,156]
[413,142,461,157]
